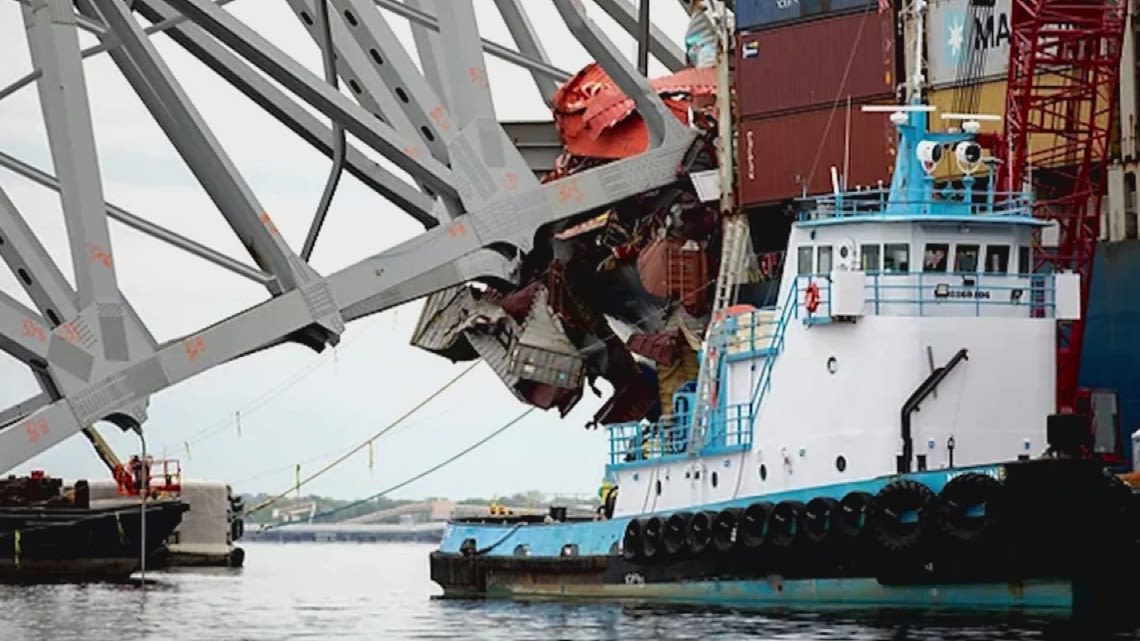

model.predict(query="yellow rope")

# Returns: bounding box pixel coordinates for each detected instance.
[12,530,19,569]
[245,360,480,516]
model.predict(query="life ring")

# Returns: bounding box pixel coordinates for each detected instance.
[662,512,692,556]
[642,516,664,559]
[711,507,742,552]
[868,480,936,554]
[738,501,774,548]
[802,496,839,545]
[622,519,644,561]
[687,511,715,555]
[935,472,1004,547]
[804,282,821,314]
[768,501,804,548]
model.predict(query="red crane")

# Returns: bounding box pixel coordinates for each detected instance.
[1001,0,1128,457]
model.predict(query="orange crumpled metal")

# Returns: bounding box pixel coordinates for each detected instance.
[551,63,716,160]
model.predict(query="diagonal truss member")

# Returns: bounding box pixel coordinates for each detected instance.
[0,0,702,472]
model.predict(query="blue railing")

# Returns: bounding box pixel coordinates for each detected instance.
[794,272,1056,319]
[801,187,1034,223]
[605,284,798,468]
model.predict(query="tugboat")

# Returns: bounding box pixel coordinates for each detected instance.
[429,2,1140,617]
[0,468,188,583]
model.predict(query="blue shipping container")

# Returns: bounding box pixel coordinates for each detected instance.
[1080,240,1140,464]
[735,0,875,32]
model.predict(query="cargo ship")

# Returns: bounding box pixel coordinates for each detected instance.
[428,0,1140,617]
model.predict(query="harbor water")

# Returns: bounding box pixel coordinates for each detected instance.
[0,543,1138,640]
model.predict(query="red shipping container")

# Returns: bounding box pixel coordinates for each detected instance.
[736,10,897,118]
[736,101,897,206]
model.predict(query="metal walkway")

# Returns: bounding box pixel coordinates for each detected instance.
[0,0,709,472]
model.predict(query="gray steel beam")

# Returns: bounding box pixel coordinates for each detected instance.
[23,0,122,310]
[432,0,496,127]
[492,0,558,107]
[0,393,50,428]
[0,0,240,105]
[131,0,438,228]
[84,0,315,295]
[164,0,459,201]
[0,291,52,365]
[326,0,455,159]
[636,0,650,76]
[0,184,78,326]
[374,0,572,83]
[592,0,687,73]
[0,150,275,285]
[13,0,106,36]
[403,0,452,114]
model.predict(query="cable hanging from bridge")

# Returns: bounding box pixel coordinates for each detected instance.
[244,359,481,516]
[253,405,536,526]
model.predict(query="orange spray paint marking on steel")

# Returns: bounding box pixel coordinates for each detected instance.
[21,319,45,342]
[23,417,48,443]
[86,243,112,267]
[56,322,80,344]
[259,213,278,235]
[183,336,205,362]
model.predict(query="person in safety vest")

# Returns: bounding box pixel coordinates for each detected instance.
[596,481,618,520]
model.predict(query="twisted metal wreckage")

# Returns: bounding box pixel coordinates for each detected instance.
[0,0,742,474]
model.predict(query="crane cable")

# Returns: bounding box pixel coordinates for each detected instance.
[256,407,536,528]
[244,360,480,517]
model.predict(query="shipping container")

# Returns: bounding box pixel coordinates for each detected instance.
[736,97,897,206]
[927,78,1112,178]
[926,0,1012,88]
[735,0,876,32]
[736,9,898,118]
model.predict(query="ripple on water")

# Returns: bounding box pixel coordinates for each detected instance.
[0,543,1137,641]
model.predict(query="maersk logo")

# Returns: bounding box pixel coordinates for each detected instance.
[944,13,967,63]
[944,8,1011,63]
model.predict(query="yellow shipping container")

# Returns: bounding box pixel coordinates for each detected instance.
[927,76,1114,180]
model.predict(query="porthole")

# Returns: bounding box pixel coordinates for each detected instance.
[711,471,719,488]
[632,473,639,482]
[827,356,838,374]
[560,543,579,557]
[759,464,768,481]
[836,455,847,473]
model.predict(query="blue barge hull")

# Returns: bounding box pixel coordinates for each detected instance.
[1082,239,1140,462]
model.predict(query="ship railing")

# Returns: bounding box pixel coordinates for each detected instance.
[747,281,799,422]
[792,272,1056,319]
[802,188,1033,222]
[606,403,752,467]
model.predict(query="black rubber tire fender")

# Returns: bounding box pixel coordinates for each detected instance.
[767,501,805,549]
[802,496,839,545]
[622,519,644,562]
[642,516,664,560]
[837,491,873,540]
[739,501,774,549]
[712,507,742,553]
[688,511,715,555]
[868,479,936,554]
[662,511,693,556]
[935,472,1004,546]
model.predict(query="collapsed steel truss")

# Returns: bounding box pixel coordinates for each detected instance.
[0,0,706,472]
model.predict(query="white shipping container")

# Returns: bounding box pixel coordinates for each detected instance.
[926,0,1012,88]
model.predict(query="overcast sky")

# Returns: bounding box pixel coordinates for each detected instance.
[0,1,691,501]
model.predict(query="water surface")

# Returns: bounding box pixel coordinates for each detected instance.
[0,542,1135,640]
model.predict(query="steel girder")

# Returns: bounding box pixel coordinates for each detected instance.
[0,0,697,472]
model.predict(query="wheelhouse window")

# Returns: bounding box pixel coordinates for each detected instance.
[817,245,833,274]
[1017,245,1031,275]
[923,243,949,272]
[984,245,1010,274]
[954,244,980,272]
[797,246,813,275]
[860,244,881,271]
[883,244,910,272]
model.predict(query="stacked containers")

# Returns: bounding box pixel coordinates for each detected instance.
[924,0,1110,178]
[735,2,901,206]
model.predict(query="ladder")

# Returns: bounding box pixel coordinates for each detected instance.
[686,1,747,455]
